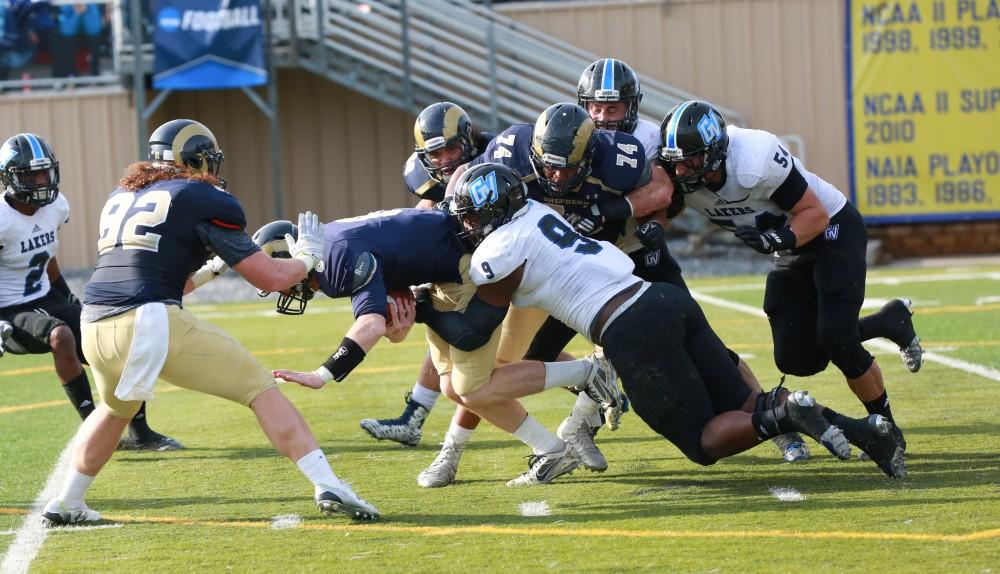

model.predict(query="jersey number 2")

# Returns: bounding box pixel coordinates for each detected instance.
[96,190,172,255]
[22,252,49,297]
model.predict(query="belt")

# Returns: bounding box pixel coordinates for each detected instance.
[589,282,642,345]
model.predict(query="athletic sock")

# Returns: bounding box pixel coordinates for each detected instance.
[127,402,154,438]
[58,468,95,508]
[512,415,564,455]
[862,391,895,424]
[62,371,95,421]
[751,404,786,440]
[409,382,439,410]
[295,449,341,494]
[543,359,591,391]
[444,420,474,446]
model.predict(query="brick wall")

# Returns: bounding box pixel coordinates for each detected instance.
[869,220,1000,259]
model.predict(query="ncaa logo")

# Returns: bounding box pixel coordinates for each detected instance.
[696,113,722,145]
[157,7,182,33]
[468,171,499,208]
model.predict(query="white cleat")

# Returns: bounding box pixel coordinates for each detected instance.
[42,499,101,527]
[417,441,465,488]
[575,353,623,429]
[556,411,607,472]
[506,443,580,487]
[315,483,380,521]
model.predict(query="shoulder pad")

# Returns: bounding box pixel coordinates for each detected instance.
[351,251,378,293]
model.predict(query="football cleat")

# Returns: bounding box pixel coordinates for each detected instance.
[556,410,607,472]
[315,484,380,521]
[852,415,907,479]
[359,392,430,447]
[42,499,101,527]
[771,432,811,463]
[417,440,465,488]
[506,443,580,487]
[783,391,851,460]
[0,320,13,358]
[881,298,923,373]
[117,431,184,452]
[574,353,623,428]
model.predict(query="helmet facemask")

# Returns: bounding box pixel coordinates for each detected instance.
[251,220,316,315]
[530,103,597,198]
[414,102,476,184]
[577,58,643,133]
[659,102,729,192]
[450,164,527,252]
[4,162,60,207]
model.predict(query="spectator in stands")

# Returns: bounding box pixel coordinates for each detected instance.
[0,0,55,81]
[53,4,105,77]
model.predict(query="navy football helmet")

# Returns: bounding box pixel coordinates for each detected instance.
[148,119,225,177]
[577,58,643,133]
[0,133,60,207]
[450,162,526,251]
[659,100,729,191]
[252,220,315,315]
[413,102,476,184]
[529,103,597,197]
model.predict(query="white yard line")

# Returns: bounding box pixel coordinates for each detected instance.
[695,271,1000,293]
[690,291,1000,383]
[0,433,77,574]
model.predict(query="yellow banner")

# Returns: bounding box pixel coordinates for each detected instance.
[848,0,1000,222]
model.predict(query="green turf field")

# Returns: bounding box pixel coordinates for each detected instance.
[2,265,999,573]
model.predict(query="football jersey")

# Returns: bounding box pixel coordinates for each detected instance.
[679,126,847,236]
[403,131,495,203]
[85,179,249,308]
[470,200,638,344]
[631,118,660,161]
[472,123,647,244]
[317,208,465,318]
[0,193,69,307]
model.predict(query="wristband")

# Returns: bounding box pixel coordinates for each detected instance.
[312,365,335,384]
[321,337,366,382]
[768,226,797,250]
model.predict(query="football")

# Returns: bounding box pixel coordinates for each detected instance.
[386,288,415,325]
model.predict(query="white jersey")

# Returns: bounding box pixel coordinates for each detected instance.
[470,200,639,343]
[632,118,660,161]
[0,193,70,307]
[682,126,846,236]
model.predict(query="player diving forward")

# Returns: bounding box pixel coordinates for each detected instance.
[418,162,906,479]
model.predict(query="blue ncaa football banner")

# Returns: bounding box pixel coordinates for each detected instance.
[153,0,266,90]
[846,0,1000,223]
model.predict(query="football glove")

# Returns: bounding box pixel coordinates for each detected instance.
[733,225,796,254]
[633,220,665,251]
[288,211,325,273]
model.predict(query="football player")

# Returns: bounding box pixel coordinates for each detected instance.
[0,132,180,451]
[573,58,811,463]
[265,207,622,487]
[358,102,494,451]
[658,100,921,455]
[418,162,906,479]
[42,120,379,526]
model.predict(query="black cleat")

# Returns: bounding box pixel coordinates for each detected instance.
[117,431,184,452]
[851,415,907,478]
[880,298,923,373]
[783,391,851,460]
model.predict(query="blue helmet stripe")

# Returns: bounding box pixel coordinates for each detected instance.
[665,101,695,150]
[601,59,615,91]
[24,134,44,160]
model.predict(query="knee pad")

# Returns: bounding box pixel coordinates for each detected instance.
[817,324,873,379]
[774,347,828,377]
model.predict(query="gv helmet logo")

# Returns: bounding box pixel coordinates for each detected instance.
[697,113,722,145]
[468,171,499,208]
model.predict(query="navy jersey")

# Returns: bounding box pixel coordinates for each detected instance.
[472,124,647,243]
[402,131,496,202]
[317,208,465,318]
[85,179,247,307]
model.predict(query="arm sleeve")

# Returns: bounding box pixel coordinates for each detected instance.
[769,163,808,211]
[422,295,508,352]
[196,221,261,267]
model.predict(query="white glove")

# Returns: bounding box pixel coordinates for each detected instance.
[190,255,228,289]
[287,210,325,273]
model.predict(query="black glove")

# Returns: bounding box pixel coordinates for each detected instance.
[733,226,796,254]
[413,288,434,324]
[50,275,80,306]
[566,204,605,236]
[633,221,665,251]
[436,197,453,213]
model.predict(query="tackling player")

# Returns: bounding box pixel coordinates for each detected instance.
[42,120,378,525]
[0,132,179,451]
[418,162,906,479]
[657,100,921,454]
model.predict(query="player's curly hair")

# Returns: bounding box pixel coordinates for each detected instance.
[119,162,225,192]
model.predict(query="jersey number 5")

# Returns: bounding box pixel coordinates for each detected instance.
[96,190,172,254]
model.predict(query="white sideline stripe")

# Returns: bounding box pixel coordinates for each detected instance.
[690,291,1000,383]
[196,306,348,320]
[695,271,1000,293]
[270,515,302,530]
[0,431,78,574]
[768,488,805,502]
[518,501,552,517]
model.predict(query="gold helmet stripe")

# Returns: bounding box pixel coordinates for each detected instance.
[442,104,463,140]
[413,117,427,150]
[172,123,219,173]
[531,110,550,159]
[567,116,595,164]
